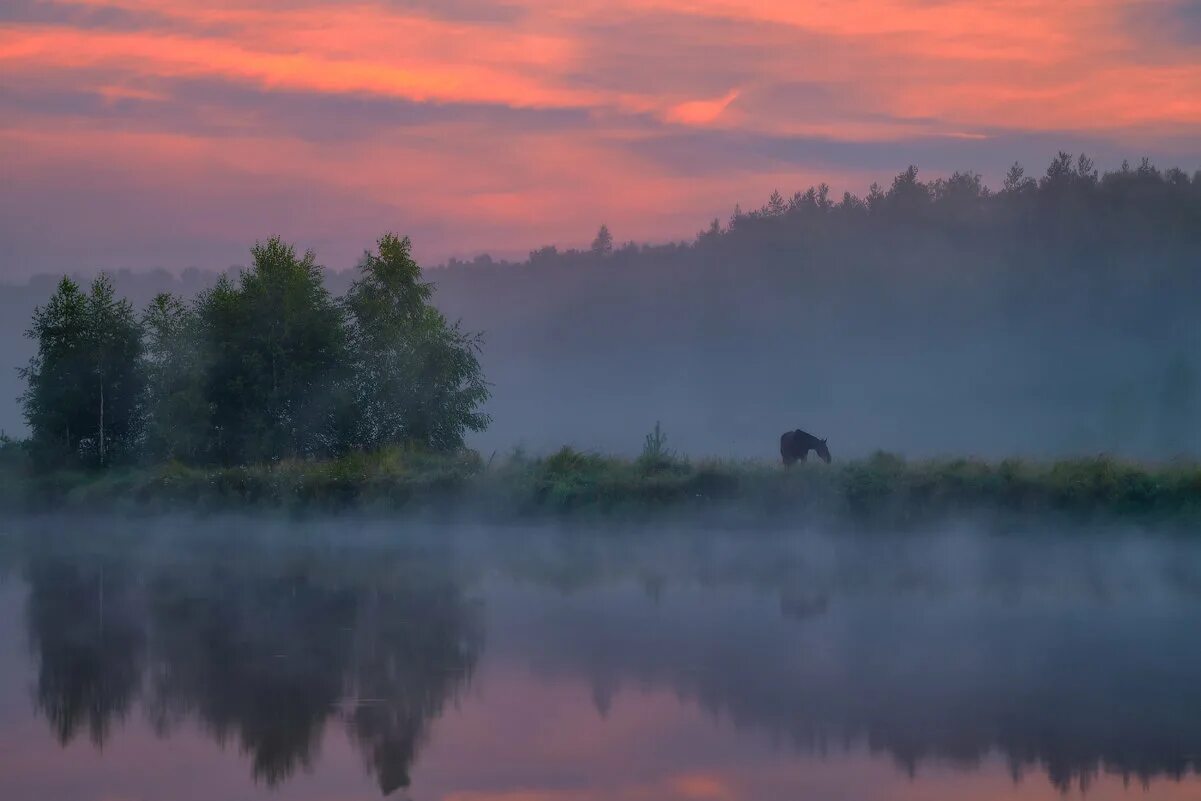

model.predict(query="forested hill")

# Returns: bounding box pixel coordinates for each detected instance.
[3,154,1200,459]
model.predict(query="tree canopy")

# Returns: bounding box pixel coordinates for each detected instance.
[344,234,490,452]
[20,234,490,468]
[20,275,145,467]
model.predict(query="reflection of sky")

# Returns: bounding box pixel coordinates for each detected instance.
[3,656,1199,801]
[4,537,1201,801]
[1,1,1200,275]
[413,664,1201,801]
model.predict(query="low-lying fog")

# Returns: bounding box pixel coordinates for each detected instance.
[2,162,1199,461]
[0,516,1198,799]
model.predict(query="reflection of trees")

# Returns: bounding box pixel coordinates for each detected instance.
[21,525,1201,795]
[345,577,482,794]
[144,567,358,785]
[490,530,1201,791]
[24,554,145,747]
[20,536,482,795]
[513,575,1201,792]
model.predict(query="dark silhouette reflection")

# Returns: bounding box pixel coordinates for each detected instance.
[489,530,1201,792]
[344,577,482,793]
[11,521,1201,795]
[24,553,145,747]
[144,566,359,785]
[16,526,482,795]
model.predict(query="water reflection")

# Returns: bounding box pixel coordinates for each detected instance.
[4,518,1201,798]
[26,555,145,747]
[489,531,1201,791]
[17,523,480,794]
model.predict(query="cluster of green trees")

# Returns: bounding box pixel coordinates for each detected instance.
[20,234,489,468]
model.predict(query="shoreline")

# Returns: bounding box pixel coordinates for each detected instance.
[2,448,1199,526]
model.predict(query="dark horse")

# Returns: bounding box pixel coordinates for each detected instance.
[780,429,831,466]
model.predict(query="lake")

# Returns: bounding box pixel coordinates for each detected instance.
[1,516,1199,800]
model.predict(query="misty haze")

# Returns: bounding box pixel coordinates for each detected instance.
[3,518,1201,801]
[3,156,1200,461]
[3,1,1201,800]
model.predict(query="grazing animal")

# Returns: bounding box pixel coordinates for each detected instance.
[780,429,831,466]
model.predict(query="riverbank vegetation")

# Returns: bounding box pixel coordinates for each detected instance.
[2,436,1198,524]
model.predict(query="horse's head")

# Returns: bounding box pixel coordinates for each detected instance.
[816,438,831,463]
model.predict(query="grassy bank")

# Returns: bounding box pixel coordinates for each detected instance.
[2,442,1201,524]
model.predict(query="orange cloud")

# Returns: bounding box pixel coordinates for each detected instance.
[0,24,589,109]
[0,0,1199,274]
[666,90,740,125]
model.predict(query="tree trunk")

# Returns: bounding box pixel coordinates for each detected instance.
[99,381,105,466]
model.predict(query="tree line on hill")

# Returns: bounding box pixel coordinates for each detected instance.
[17,234,489,469]
[428,152,1201,458]
[451,152,1201,278]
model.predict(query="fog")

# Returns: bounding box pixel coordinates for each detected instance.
[1,516,1199,797]
[2,156,1199,461]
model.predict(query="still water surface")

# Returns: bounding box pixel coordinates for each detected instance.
[1,516,1199,800]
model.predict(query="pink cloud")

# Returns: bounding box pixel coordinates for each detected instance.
[0,0,1198,274]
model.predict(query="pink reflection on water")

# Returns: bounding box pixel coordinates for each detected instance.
[0,651,1196,801]
[408,660,1194,801]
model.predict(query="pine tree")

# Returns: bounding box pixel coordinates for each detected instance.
[590,224,613,257]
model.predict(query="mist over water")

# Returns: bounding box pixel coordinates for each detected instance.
[4,163,1198,798]
[1,515,1199,800]
[4,0,1201,796]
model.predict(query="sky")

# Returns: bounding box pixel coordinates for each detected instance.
[2,0,1200,276]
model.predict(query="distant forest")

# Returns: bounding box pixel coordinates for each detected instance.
[2,153,1199,459]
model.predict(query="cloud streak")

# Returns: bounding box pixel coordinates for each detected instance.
[0,0,1199,274]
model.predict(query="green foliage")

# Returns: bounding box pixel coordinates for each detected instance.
[3,447,1201,523]
[19,277,88,467]
[196,237,350,464]
[20,275,146,468]
[18,234,493,473]
[634,422,682,480]
[637,421,676,471]
[843,451,907,514]
[344,233,490,452]
[142,293,208,462]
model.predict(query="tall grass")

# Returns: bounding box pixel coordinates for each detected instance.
[1,442,1199,523]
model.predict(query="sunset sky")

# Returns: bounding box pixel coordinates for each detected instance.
[2,0,1200,275]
